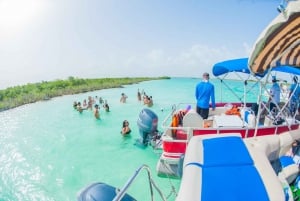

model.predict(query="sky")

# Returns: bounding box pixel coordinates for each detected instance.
[0,0,282,89]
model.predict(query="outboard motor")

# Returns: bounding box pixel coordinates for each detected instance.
[137,108,158,146]
[77,182,136,201]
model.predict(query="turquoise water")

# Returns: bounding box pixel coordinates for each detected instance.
[0,78,259,201]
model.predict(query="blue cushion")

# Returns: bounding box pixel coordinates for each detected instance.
[186,136,269,201]
[202,136,253,167]
[200,165,269,201]
[280,155,295,167]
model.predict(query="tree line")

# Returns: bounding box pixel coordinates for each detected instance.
[0,76,169,112]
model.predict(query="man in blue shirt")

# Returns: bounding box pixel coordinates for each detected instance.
[195,72,215,119]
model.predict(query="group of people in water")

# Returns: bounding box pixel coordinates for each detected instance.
[73,95,110,119]
[137,89,153,107]
[120,89,153,107]
[73,88,154,137]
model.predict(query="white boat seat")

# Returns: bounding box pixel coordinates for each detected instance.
[245,141,288,201]
[244,135,280,162]
[182,109,203,128]
[279,133,294,157]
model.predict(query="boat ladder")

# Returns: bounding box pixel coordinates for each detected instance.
[113,164,168,201]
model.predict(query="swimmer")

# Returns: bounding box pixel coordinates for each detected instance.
[99,97,104,104]
[82,99,87,108]
[103,100,110,112]
[121,120,131,136]
[120,93,128,103]
[137,89,142,101]
[143,95,153,107]
[94,104,100,119]
[73,101,78,109]
[87,96,93,110]
[77,102,87,113]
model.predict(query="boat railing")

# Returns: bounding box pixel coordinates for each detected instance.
[161,102,195,130]
[113,164,168,201]
[161,101,299,140]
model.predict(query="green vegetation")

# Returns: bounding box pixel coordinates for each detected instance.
[0,76,170,111]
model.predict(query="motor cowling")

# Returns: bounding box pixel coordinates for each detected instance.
[137,108,158,145]
[77,182,136,201]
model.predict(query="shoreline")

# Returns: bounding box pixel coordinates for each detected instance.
[0,76,169,112]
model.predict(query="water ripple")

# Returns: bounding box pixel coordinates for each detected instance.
[0,143,55,201]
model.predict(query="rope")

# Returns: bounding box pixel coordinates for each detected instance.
[148,134,179,200]
[160,159,179,200]
[165,185,178,200]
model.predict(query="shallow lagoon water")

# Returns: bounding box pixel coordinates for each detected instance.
[0,78,259,201]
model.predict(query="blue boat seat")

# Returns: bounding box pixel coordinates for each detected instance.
[176,134,286,201]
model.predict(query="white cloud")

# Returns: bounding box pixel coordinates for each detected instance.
[0,41,248,89]
[119,44,243,78]
[146,49,164,62]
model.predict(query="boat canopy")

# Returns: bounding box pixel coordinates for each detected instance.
[212,58,250,77]
[272,65,300,76]
[248,0,300,74]
[212,58,263,105]
[213,58,300,77]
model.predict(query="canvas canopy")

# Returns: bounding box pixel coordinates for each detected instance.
[248,0,300,74]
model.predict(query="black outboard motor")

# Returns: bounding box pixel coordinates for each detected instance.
[77,182,136,201]
[137,108,158,146]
